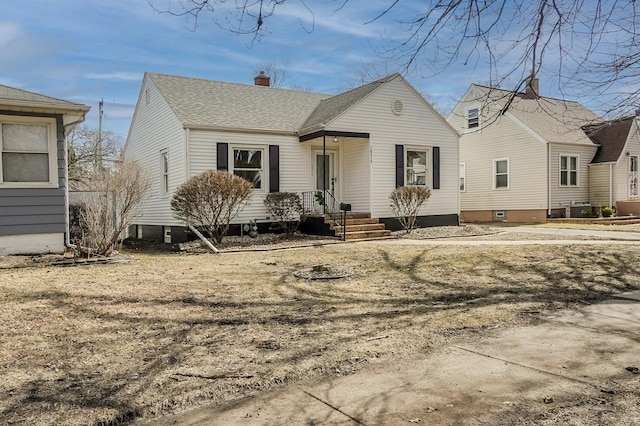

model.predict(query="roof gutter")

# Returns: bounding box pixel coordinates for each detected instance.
[184,124,297,136]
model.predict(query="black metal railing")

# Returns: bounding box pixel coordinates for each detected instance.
[302,190,344,229]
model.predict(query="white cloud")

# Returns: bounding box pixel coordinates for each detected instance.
[85,72,141,81]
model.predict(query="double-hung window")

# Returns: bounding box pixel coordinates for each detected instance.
[406,148,429,186]
[560,155,578,186]
[233,147,263,189]
[494,158,509,189]
[160,150,169,196]
[459,163,466,191]
[467,107,479,129]
[0,116,57,186]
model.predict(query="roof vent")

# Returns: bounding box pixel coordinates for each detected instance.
[391,99,404,115]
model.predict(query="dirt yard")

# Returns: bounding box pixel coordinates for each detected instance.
[1,231,640,425]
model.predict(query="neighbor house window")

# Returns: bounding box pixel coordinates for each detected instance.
[160,150,169,196]
[459,162,466,191]
[406,148,429,186]
[494,158,509,189]
[560,155,578,186]
[233,147,263,189]
[467,107,479,129]
[0,116,56,186]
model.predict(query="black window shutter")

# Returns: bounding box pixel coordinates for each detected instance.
[217,143,228,171]
[432,146,440,189]
[395,145,404,188]
[269,145,279,193]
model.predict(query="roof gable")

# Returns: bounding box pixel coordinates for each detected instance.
[300,74,400,132]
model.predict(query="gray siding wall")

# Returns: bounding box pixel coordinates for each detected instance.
[0,112,66,236]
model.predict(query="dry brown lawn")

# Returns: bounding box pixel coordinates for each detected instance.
[1,240,640,425]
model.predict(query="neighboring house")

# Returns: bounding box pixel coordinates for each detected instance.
[124,72,459,243]
[585,113,640,215]
[448,80,602,222]
[0,84,90,255]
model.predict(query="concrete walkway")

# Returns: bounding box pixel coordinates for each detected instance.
[139,290,640,425]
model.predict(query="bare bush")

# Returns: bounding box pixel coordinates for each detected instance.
[263,192,303,238]
[171,170,253,244]
[389,186,432,234]
[77,161,150,257]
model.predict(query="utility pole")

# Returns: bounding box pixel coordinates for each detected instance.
[97,99,104,177]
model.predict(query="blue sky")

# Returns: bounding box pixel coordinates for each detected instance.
[2,1,628,140]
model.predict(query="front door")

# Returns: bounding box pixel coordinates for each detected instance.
[315,150,337,195]
[630,155,638,198]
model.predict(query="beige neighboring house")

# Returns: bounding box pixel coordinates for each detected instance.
[448,80,602,222]
[124,72,460,243]
[586,113,640,215]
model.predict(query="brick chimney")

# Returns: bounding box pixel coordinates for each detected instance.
[254,71,270,87]
[525,77,539,99]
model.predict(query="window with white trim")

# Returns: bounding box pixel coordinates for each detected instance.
[160,149,169,196]
[232,147,263,189]
[467,107,479,129]
[0,115,57,187]
[406,148,429,186]
[459,162,466,191]
[559,155,578,186]
[494,158,509,189]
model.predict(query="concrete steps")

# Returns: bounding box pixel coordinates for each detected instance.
[328,213,392,240]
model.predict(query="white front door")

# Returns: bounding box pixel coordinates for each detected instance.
[630,155,638,198]
[314,150,337,195]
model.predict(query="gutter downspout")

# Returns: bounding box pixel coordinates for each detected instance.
[547,142,551,217]
[322,132,326,215]
[609,163,613,208]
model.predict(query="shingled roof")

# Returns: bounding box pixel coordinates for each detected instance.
[147,73,330,133]
[473,85,601,145]
[147,72,401,135]
[586,116,636,163]
[0,84,89,112]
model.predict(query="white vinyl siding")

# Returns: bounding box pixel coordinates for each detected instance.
[328,77,459,218]
[123,77,186,226]
[455,102,547,211]
[0,116,57,188]
[188,131,310,224]
[588,163,613,207]
[549,143,596,208]
[341,138,370,212]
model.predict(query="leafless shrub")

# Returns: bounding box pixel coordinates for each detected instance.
[171,170,253,244]
[389,186,432,234]
[263,192,303,238]
[77,161,150,257]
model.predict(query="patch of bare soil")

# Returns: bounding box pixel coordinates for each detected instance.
[1,233,640,425]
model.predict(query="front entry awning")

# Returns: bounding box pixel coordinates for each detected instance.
[299,130,370,143]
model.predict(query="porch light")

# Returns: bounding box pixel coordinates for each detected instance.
[333,136,339,143]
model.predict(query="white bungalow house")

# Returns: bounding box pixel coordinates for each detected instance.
[448,80,603,222]
[585,113,640,215]
[123,72,460,243]
[0,84,89,255]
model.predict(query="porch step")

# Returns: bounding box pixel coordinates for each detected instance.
[328,213,392,241]
[342,230,393,240]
